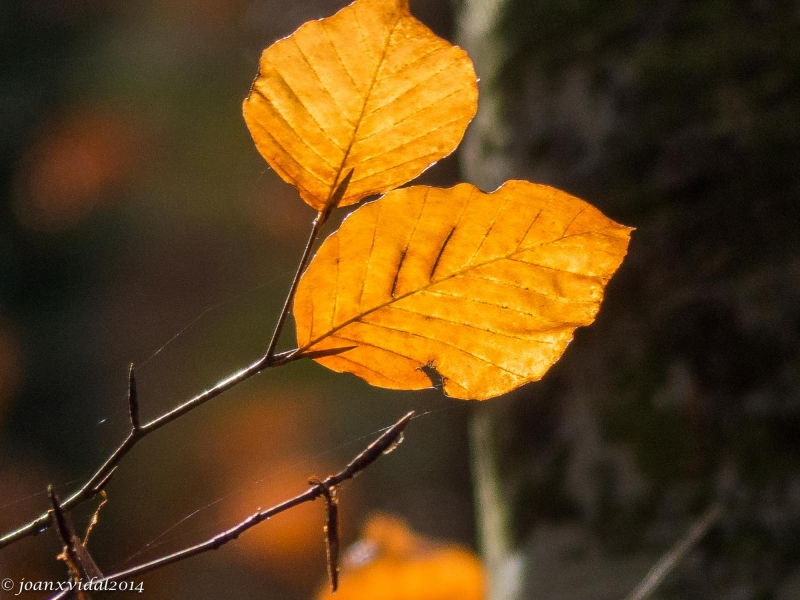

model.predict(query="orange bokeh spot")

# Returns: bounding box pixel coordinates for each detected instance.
[221,458,328,571]
[316,513,485,600]
[14,106,146,232]
[196,393,351,582]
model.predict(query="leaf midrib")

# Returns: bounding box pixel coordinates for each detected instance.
[298,226,612,353]
[325,11,403,204]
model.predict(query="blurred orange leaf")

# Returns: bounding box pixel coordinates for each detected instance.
[294,182,633,400]
[242,0,477,211]
[315,513,484,600]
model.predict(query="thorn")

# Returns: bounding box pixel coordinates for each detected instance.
[48,486,104,581]
[128,364,140,432]
[335,411,414,480]
[48,486,72,546]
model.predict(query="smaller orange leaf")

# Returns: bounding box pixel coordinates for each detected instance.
[315,513,484,600]
[243,0,478,211]
[294,181,633,400]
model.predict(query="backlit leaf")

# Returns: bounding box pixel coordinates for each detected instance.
[294,181,633,400]
[315,513,484,600]
[242,0,478,211]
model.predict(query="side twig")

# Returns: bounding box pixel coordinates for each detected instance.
[0,349,296,549]
[623,503,723,600]
[127,364,141,433]
[1,173,357,550]
[48,411,414,600]
[308,477,340,593]
[49,487,103,583]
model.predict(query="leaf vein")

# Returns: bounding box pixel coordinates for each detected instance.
[321,21,363,103]
[357,87,469,144]
[292,36,355,130]
[364,55,462,119]
[248,111,331,186]
[328,352,408,386]
[388,305,559,345]
[357,320,527,378]
[422,289,589,320]
[373,44,443,84]
[349,116,469,183]
[268,68,346,154]
[250,86,339,172]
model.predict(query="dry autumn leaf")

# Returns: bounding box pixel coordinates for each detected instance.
[242,0,477,211]
[315,513,484,600]
[294,181,633,400]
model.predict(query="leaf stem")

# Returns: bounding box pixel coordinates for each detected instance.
[263,213,327,363]
[264,169,353,364]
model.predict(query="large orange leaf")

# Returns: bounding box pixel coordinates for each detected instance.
[242,0,478,211]
[294,181,633,400]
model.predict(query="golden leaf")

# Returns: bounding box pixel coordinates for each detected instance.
[315,513,484,600]
[294,181,633,400]
[242,0,478,211]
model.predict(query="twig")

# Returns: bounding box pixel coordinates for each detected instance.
[0,348,302,549]
[309,478,340,593]
[263,168,354,364]
[48,411,414,600]
[322,484,340,593]
[49,487,103,582]
[623,503,723,600]
[0,179,365,551]
[49,486,84,582]
[127,364,140,433]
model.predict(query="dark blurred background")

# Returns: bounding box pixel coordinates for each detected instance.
[1,0,799,599]
[456,0,800,598]
[0,1,473,599]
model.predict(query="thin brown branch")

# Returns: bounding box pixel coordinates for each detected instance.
[263,168,354,364]
[0,348,302,550]
[0,193,360,551]
[48,411,414,600]
[623,503,723,600]
[90,466,117,495]
[323,486,340,593]
[309,477,340,593]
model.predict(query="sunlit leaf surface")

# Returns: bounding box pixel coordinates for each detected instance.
[294,181,633,399]
[243,0,478,210]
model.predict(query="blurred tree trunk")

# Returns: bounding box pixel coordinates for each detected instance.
[455,0,800,599]
[455,2,523,599]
